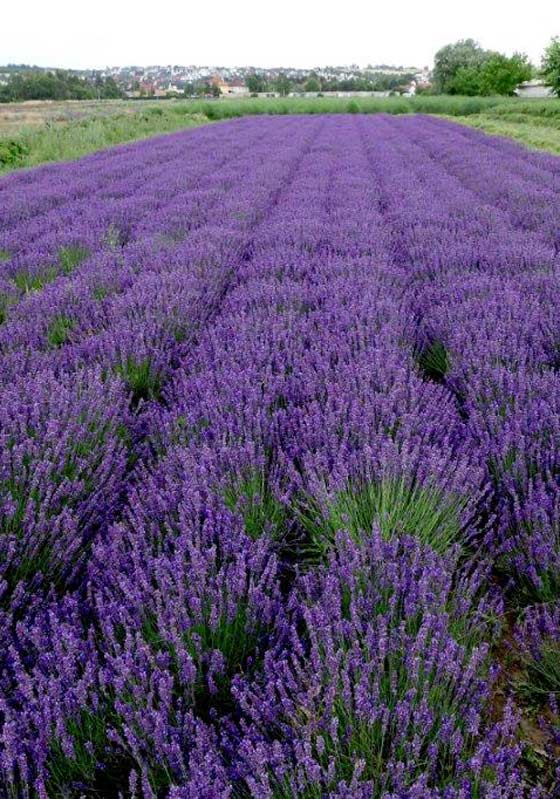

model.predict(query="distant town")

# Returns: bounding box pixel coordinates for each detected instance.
[0,63,432,99]
[104,63,432,97]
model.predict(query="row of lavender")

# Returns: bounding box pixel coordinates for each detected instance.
[0,115,558,796]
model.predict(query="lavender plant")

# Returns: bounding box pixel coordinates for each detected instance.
[234,531,517,798]
[1,113,560,796]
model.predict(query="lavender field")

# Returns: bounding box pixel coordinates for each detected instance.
[0,114,559,797]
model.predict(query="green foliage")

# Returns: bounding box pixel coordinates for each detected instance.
[46,315,75,348]
[0,138,29,166]
[0,293,13,324]
[116,356,162,405]
[140,601,263,730]
[224,471,287,540]
[0,104,207,175]
[246,73,267,93]
[433,39,489,94]
[347,99,360,113]
[298,478,466,560]
[274,73,292,96]
[434,39,532,96]
[0,69,124,102]
[0,249,10,261]
[449,53,532,96]
[516,613,560,705]
[542,37,560,96]
[13,266,58,293]
[45,707,134,798]
[453,113,560,156]
[46,709,108,793]
[450,66,485,97]
[304,76,321,93]
[481,53,532,95]
[92,284,110,301]
[58,245,90,275]
[416,339,451,382]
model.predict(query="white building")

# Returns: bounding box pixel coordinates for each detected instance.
[515,80,554,98]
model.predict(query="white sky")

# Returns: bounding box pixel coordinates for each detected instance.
[2,0,558,70]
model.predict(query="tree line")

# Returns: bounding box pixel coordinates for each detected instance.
[244,71,416,96]
[0,70,124,102]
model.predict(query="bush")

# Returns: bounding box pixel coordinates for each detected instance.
[0,138,29,167]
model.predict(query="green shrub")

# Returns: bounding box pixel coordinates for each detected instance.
[0,138,30,167]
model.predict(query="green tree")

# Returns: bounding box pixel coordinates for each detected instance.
[449,53,532,96]
[99,77,123,99]
[0,70,123,102]
[246,73,266,93]
[434,40,532,96]
[433,39,489,93]
[479,53,532,95]
[274,73,292,96]
[304,76,321,92]
[448,66,482,95]
[542,37,560,96]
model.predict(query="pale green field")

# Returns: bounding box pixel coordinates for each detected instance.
[452,113,560,154]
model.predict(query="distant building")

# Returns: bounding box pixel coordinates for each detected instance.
[515,80,554,98]
[226,78,249,96]
[210,75,230,95]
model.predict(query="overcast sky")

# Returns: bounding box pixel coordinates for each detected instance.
[3,0,558,70]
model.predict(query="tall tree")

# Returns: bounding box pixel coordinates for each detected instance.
[432,39,488,94]
[246,73,267,93]
[542,37,560,96]
[304,76,321,92]
[479,53,532,95]
[274,73,292,96]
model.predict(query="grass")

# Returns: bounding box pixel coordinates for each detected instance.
[58,245,90,275]
[1,96,560,176]
[141,602,257,713]
[224,470,287,541]
[12,265,58,293]
[416,339,451,383]
[452,113,560,154]
[0,103,208,173]
[116,356,162,406]
[0,292,13,324]
[46,315,75,348]
[185,95,560,119]
[45,706,135,798]
[298,478,466,560]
